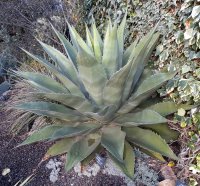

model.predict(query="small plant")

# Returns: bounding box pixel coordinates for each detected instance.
[13,16,193,178]
[179,0,200,60]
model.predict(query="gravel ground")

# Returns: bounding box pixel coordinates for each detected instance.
[0,109,51,186]
[0,109,128,186]
[0,135,51,186]
[58,171,126,186]
[0,95,161,186]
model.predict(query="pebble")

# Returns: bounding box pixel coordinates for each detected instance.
[176,180,187,186]
[0,90,11,101]
[158,179,176,186]
[46,158,62,183]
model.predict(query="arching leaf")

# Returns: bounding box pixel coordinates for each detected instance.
[77,45,107,105]
[14,101,87,121]
[136,146,165,162]
[65,134,101,171]
[110,141,135,179]
[142,123,179,142]
[51,123,98,140]
[15,71,68,93]
[115,110,167,126]
[51,24,77,68]
[38,40,79,85]
[102,23,119,77]
[46,138,74,157]
[103,61,131,107]
[124,127,178,160]
[145,101,195,116]
[101,126,125,162]
[117,11,127,68]
[92,22,103,62]
[21,50,84,96]
[18,125,64,146]
[67,23,93,56]
[122,29,159,102]
[85,24,94,50]
[119,72,176,114]
[33,92,95,112]
[122,39,138,66]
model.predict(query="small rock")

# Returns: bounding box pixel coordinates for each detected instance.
[2,168,10,176]
[49,171,58,183]
[0,81,10,95]
[191,108,198,115]
[0,90,11,101]
[46,159,62,183]
[161,165,177,180]
[74,151,159,186]
[176,180,187,186]
[95,153,106,168]
[158,179,176,186]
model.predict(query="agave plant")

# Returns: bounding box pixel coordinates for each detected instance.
[12,16,193,178]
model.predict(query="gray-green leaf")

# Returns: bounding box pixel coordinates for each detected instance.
[115,110,167,126]
[103,61,131,107]
[124,127,178,160]
[15,71,68,93]
[33,92,95,113]
[142,123,179,142]
[110,141,135,179]
[119,72,176,114]
[21,50,83,96]
[18,125,64,146]
[65,134,101,171]
[46,137,74,157]
[101,126,125,162]
[77,45,107,105]
[102,23,119,77]
[38,40,79,86]
[14,101,86,121]
[51,123,98,140]
[51,24,77,68]
[122,31,160,102]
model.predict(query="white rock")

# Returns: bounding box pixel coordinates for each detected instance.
[73,151,158,186]
[2,168,11,176]
[46,158,62,183]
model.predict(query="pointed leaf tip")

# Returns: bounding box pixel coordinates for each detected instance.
[101,126,125,162]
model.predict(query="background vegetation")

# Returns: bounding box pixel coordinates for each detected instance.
[87,1,200,184]
[0,0,199,185]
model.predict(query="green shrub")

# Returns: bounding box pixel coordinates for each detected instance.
[87,0,200,104]
[13,17,193,178]
[178,0,200,60]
